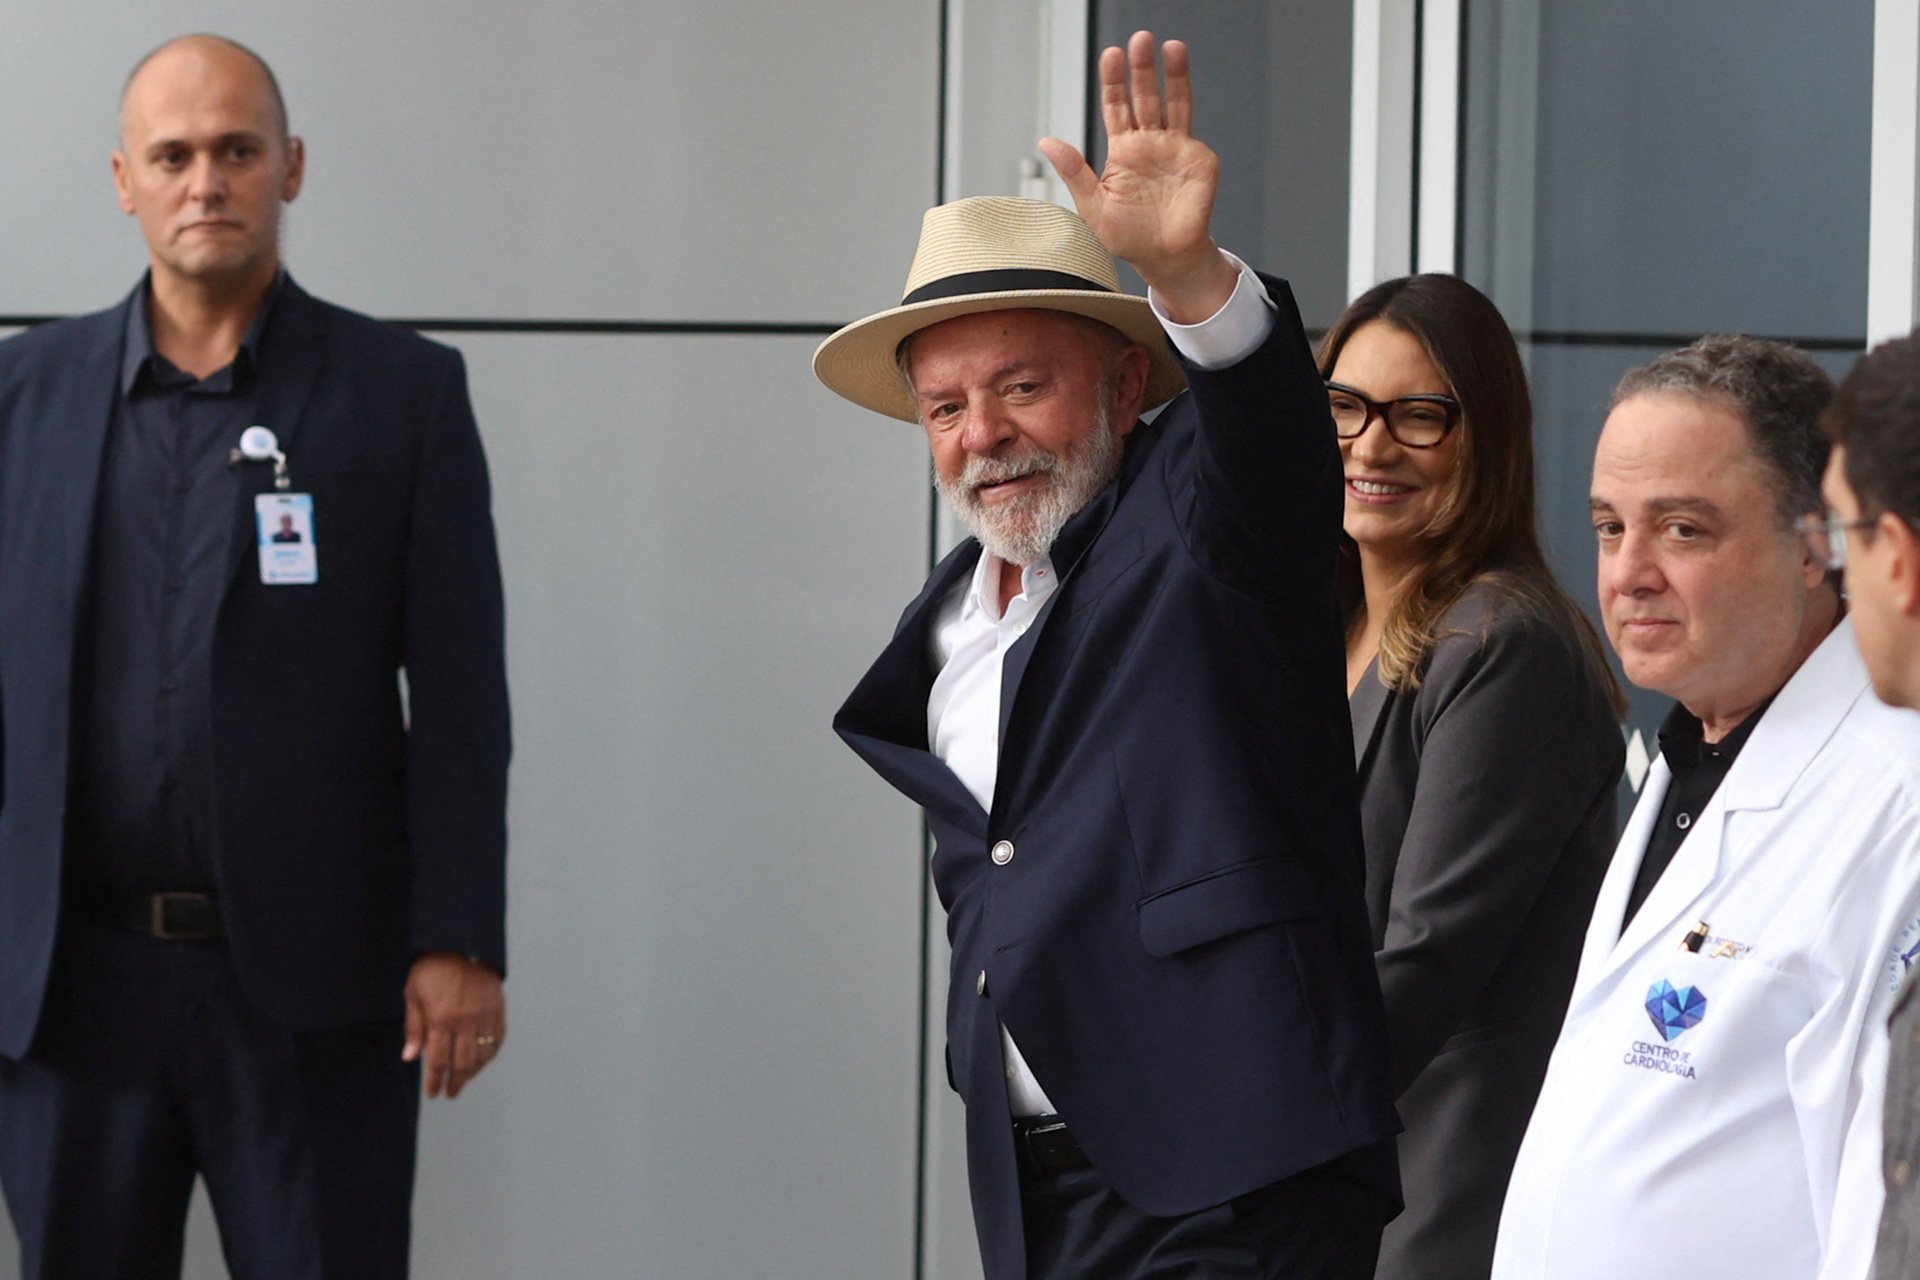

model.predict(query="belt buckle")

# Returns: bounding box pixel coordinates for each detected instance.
[149,892,215,941]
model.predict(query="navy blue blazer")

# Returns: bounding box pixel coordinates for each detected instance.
[835,277,1399,1280]
[0,277,510,1057]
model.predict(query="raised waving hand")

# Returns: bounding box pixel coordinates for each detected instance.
[1038,30,1238,322]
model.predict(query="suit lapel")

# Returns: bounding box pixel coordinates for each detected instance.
[835,539,985,834]
[45,306,128,628]
[994,590,1060,753]
[223,279,327,589]
[992,450,1130,754]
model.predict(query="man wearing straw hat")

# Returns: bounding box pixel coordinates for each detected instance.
[822,30,1398,1280]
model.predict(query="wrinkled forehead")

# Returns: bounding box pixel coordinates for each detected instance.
[903,307,1123,380]
[921,307,1114,351]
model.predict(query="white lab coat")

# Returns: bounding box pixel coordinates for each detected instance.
[1493,621,1920,1280]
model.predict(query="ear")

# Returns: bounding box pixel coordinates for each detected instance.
[1882,512,1920,617]
[1109,343,1152,438]
[1796,510,1829,591]
[281,136,306,203]
[111,149,135,215]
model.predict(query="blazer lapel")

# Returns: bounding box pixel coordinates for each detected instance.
[993,454,1130,751]
[50,313,127,626]
[835,539,984,834]
[1349,661,1392,775]
[223,279,327,589]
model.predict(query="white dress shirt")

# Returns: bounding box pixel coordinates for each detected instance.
[924,251,1275,1116]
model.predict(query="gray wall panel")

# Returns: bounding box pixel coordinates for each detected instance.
[0,0,945,1270]
[0,3,938,323]
[408,331,933,1278]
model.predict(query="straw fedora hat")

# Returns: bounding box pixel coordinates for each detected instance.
[813,196,1187,423]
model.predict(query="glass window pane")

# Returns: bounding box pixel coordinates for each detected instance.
[1092,0,1354,328]
[1461,0,1872,342]
[1459,0,1873,804]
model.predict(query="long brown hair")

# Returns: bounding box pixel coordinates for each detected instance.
[1318,274,1621,711]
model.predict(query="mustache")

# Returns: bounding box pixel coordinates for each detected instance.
[957,449,1061,492]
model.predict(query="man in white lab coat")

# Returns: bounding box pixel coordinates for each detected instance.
[1493,335,1920,1280]
[1813,333,1920,1280]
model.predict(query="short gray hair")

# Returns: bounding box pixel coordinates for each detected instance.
[1611,334,1834,524]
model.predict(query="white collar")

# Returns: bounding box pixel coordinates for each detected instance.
[959,549,1058,624]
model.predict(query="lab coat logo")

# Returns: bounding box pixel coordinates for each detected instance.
[1644,980,1708,1042]
[1887,914,1920,994]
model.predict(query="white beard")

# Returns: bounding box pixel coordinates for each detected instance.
[934,404,1123,566]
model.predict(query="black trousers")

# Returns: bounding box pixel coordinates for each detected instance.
[1020,1154,1392,1280]
[0,921,419,1279]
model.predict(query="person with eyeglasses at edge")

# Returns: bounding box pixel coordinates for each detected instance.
[1323,274,1624,1280]
[1489,335,1920,1280]
[1807,333,1920,1280]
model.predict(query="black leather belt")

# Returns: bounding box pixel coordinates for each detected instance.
[1013,1116,1091,1174]
[75,892,226,942]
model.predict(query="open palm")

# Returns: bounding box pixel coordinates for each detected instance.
[1039,32,1230,319]
[1036,31,1228,320]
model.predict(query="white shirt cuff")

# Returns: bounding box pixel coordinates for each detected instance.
[1146,249,1276,370]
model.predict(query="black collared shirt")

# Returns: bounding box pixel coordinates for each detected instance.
[1620,694,1777,931]
[65,273,284,900]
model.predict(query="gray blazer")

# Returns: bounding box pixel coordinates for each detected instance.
[1353,580,1622,1280]
[1874,974,1920,1280]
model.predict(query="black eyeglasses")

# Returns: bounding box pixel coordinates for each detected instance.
[1325,381,1462,449]
[1793,512,1881,571]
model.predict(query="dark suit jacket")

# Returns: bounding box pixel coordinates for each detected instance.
[836,277,1399,1280]
[0,276,510,1058]
[1351,581,1621,1280]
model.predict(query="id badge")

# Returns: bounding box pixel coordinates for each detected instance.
[256,493,318,584]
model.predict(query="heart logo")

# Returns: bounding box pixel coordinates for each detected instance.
[1645,979,1708,1042]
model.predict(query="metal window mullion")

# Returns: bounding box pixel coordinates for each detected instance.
[1416,0,1462,274]
[1868,0,1920,345]
[1349,0,1420,298]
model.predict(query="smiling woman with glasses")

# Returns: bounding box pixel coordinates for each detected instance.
[1325,381,1462,448]
[1314,273,1626,1280]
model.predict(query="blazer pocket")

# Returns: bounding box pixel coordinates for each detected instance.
[1136,858,1320,958]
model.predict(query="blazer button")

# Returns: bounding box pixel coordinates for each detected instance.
[976,970,987,995]
[991,840,1015,865]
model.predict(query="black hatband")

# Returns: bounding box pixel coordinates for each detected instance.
[901,268,1113,306]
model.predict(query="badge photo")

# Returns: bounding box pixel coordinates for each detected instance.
[256,493,317,585]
